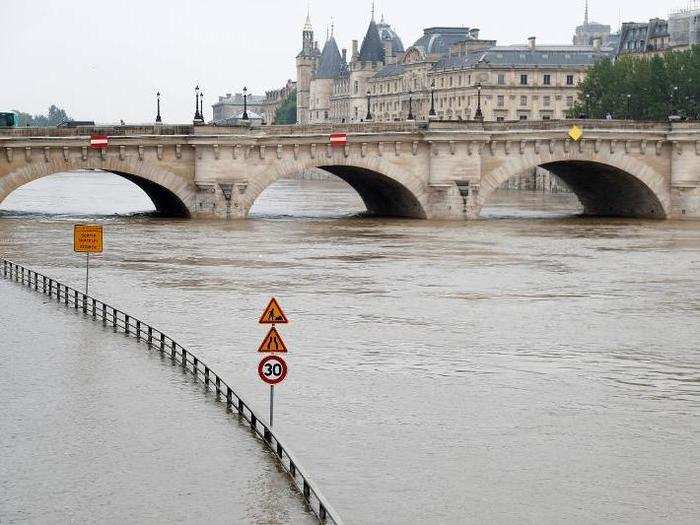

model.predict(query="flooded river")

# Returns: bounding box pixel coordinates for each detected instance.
[1,171,698,523]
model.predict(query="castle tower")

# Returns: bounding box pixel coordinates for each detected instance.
[296,11,319,124]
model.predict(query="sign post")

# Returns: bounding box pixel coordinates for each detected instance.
[73,224,103,294]
[258,297,289,427]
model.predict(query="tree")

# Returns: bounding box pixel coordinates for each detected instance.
[274,90,297,124]
[11,105,72,127]
[569,46,700,121]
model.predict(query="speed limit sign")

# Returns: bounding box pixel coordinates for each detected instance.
[258,355,288,385]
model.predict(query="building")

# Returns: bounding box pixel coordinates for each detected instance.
[296,7,611,124]
[617,18,671,56]
[669,6,700,51]
[573,1,613,46]
[212,92,265,124]
[261,79,297,124]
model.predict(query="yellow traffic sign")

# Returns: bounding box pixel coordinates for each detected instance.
[74,224,103,253]
[259,297,288,324]
[257,326,288,353]
[568,125,583,142]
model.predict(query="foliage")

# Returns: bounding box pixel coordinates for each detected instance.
[274,90,297,124]
[569,47,700,121]
[12,105,72,127]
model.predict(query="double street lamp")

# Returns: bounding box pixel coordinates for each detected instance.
[474,82,484,121]
[242,86,249,120]
[429,79,436,117]
[407,90,414,121]
[366,89,372,121]
[194,85,202,122]
[155,91,162,123]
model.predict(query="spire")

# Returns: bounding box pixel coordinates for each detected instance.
[371,0,375,21]
[304,2,312,31]
[584,0,589,26]
[330,18,334,38]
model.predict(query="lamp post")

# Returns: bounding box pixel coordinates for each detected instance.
[407,89,414,120]
[585,93,591,118]
[242,87,249,120]
[429,79,436,117]
[474,82,484,121]
[366,89,372,121]
[626,93,631,120]
[194,85,201,121]
[156,91,162,123]
[199,91,204,123]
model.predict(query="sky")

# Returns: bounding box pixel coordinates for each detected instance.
[1,0,682,124]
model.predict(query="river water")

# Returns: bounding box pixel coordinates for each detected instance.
[1,171,698,524]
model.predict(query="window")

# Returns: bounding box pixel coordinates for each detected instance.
[440,78,444,87]
[497,74,505,85]
[542,115,551,120]
[354,107,358,118]
[449,77,453,87]
[520,74,528,85]
[566,96,574,107]
[543,74,551,85]
[354,81,359,94]
[496,116,505,122]
[519,115,528,121]
[497,95,505,107]
[566,75,574,85]
[520,95,527,106]
[543,96,551,107]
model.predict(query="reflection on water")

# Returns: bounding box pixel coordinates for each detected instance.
[1,172,699,523]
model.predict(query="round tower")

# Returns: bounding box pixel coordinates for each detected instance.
[296,12,319,124]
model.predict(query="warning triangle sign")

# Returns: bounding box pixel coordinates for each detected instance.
[259,297,289,324]
[257,326,288,353]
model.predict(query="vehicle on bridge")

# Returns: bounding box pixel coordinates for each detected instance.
[57,120,96,128]
[0,112,18,128]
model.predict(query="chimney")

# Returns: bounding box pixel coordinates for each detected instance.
[528,36,536,50]
[342,48,347,62]
[226,93,231,98]
[352,39,359,59]
[470,28,480,39]
[592,36,602,51]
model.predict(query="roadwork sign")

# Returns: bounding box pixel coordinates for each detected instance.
[257,326,288,353]
[568,125,583,142]
[74,225,103,253]
[258,355,288,385]
[259,297,288,324]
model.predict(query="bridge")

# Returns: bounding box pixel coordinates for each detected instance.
[1,120,699,219]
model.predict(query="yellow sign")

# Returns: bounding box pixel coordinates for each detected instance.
[568,125,584,142]
[257,326,288,353]
[74,225,103,253]
[259,297,289,324]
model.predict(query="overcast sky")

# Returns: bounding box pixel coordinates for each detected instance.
[1,0,678,123]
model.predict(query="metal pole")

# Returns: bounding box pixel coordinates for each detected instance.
[269,384,274,427]
[85,252,89,295]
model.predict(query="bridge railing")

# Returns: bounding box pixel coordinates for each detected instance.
[0,125,194,137]
[0,258,342,525]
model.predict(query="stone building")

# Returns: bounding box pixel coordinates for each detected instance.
[212,92,265,124]
[617,18,671,56]
[296,8,611,124]
[261,79,297,124]
[573,1,613,46]
[668,6,700,51]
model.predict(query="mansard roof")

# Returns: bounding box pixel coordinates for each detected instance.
[376,18,404,54]
[359,19,385,62]
[314,36,348,79]
[412,27,476,55]
[433,46,611,71]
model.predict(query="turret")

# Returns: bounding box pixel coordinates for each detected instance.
[296,10,319,124]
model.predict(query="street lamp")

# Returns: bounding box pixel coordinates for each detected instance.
[199,91,204,122]
[156,91,162,123]
[626,93,631,120]
[242,87,249,120]
[407,90,414,120]
[474,82,484,121]
[366,89,372,121]
[429,79,436,117]
[585,93,591,118]
[194,85,201,121]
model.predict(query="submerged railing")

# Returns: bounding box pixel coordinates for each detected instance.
[0,258,342,525]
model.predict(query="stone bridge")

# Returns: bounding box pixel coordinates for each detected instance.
[1,120,699,220]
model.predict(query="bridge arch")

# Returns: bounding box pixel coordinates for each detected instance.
[0,158,195,217]
[479,151,670,219]
[243,156,428,219]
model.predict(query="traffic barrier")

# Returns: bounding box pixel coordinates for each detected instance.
[0,257,342,525]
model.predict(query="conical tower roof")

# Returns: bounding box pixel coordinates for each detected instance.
[314,36,348,79]
[359,19,385,62]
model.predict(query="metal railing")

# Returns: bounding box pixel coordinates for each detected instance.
[0,258,342,525]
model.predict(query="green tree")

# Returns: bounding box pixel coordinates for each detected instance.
[274,90,297,124]
[570,47,700,121]
[11,105,72,127]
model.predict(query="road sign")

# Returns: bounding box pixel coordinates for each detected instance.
[90,134,108,149]
[330,132,347,147]
[74,225,103,253]
[568,125,583,142]
[259,297,288,324]
[258,355,288,385]
[257,326,288,353]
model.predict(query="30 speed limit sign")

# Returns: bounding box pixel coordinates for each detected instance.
[258,355,288,385]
